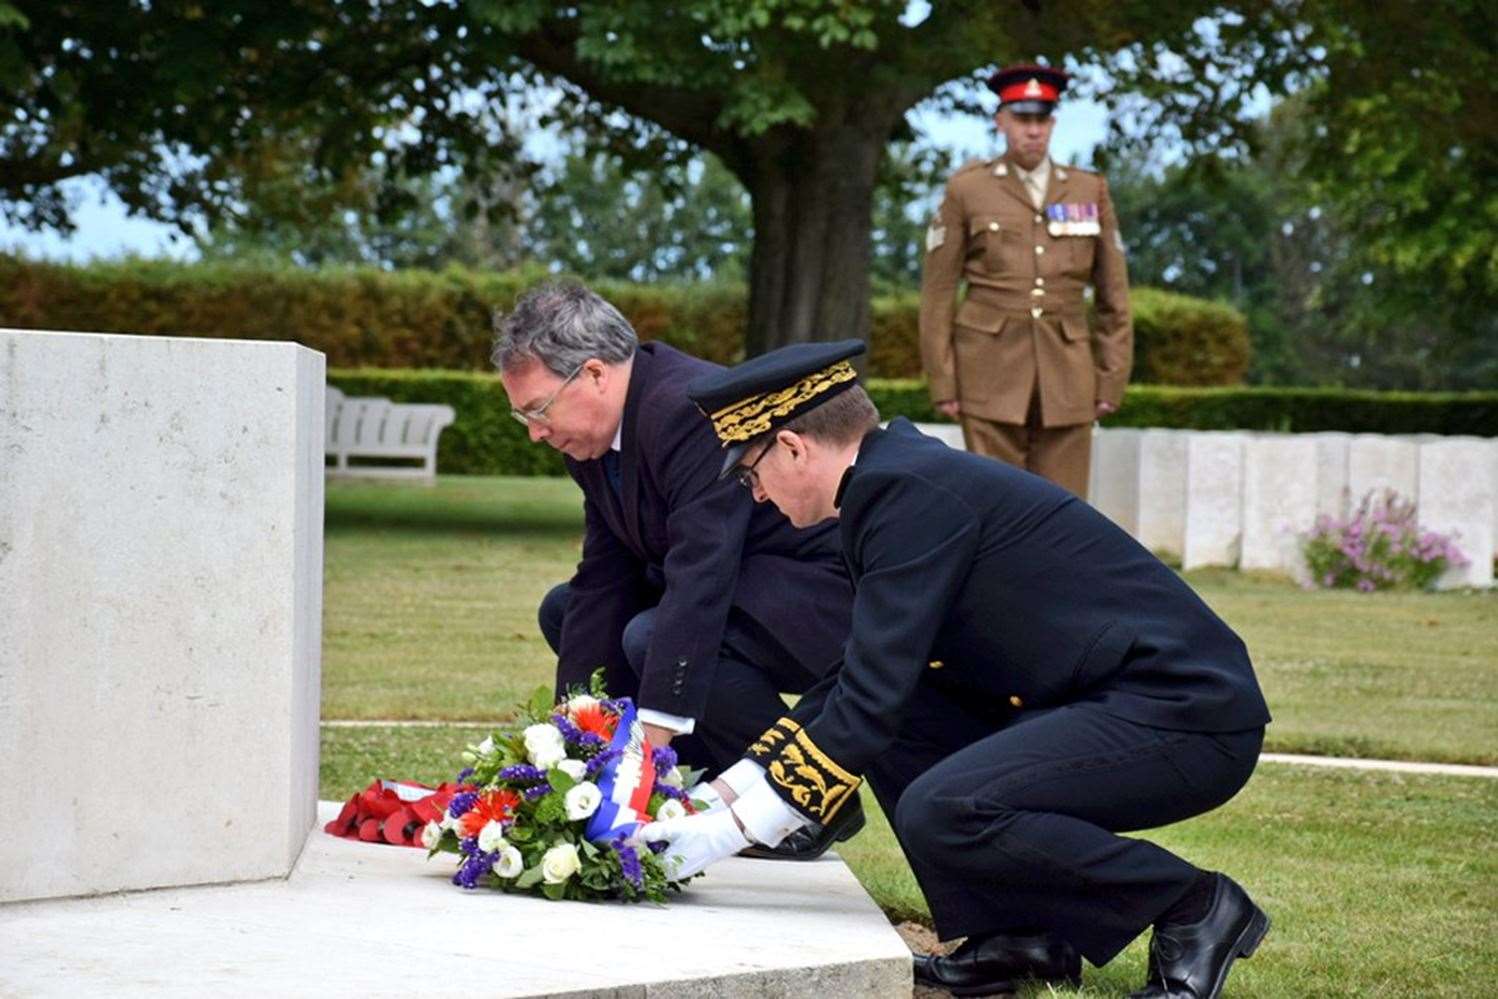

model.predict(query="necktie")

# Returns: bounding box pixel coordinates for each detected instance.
[601,449,623,497]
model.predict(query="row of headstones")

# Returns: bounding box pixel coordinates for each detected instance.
[1094,429,1496,588]
[914,424,1496,589]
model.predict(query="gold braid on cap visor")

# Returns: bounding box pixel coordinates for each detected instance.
[709,360,858,444]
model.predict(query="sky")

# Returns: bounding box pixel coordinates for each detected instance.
[0,96,1112,264]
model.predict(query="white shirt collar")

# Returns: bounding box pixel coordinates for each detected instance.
[611,422,622,453]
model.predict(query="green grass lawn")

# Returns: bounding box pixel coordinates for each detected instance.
[324,475,1498,764]
[321,727,1495,998]
[321,475,1496,996]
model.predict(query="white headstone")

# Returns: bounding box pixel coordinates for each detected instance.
[1136,430,1188,559]
[1183,433,1246,569]
[0,329,324,902]
[1241,434,1321,571]
[1416,438,1495,589]
[1347,434,1419,510]
[910,421,966,451]
[1089,428,1143,535]
[1310,432,1352,519]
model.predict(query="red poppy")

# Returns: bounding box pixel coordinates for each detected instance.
[458,789,522,838]
[571,702,618,741]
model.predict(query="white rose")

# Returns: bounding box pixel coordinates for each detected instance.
[659,766,684,788]
[654,798,687,822]
[564,694,600,717]
[492,844,524,879]
[524,723,567,769]
[477,820,507,854]
[541,842,581,884]
[476,736,495,757]
[440,810,459,832]
[564,781,602,820]
[420,820,443,850]
[557,758,587,781]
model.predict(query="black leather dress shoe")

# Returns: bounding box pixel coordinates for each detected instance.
[738,795,865,861]
[1128,873,1270,999]
[912,932,1082,997]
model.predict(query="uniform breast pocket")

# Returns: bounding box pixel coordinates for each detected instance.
[1064,233,1098,274]
[967,215,1011,272]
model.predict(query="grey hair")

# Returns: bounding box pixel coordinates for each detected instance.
[491,281,638,375]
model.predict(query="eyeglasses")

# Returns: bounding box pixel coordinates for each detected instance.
[510,363,585,426]
[733,441,775,490]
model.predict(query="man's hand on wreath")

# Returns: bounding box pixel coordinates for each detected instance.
[640,806,750,878]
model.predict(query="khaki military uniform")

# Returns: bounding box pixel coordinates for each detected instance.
[919,150,1133,496]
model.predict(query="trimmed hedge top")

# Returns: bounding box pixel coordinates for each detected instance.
[3,255,1248,385]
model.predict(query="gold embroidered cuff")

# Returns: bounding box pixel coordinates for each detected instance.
[749,717,861,823]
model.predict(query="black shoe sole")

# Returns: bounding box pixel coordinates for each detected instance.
[738,809,866,861]
[1204,905,1270,999]
[915,972,1082,998]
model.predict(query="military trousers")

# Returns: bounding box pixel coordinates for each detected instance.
[872,674,1263,966]
[960,406,1093,498]
[538,582,820,776]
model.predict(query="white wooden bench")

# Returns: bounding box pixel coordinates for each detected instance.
[325,386,456,480]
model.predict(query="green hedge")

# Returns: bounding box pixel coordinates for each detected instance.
[3,255,1246,383]
[330,370,1498,476]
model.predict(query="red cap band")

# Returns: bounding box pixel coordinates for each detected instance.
[999,77,1059,104]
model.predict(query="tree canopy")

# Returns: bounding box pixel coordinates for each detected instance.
[3,1,1492,358]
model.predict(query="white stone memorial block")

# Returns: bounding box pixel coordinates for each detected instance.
[1241,434,1320,571]
[1089,428,1143,535]
[1347,435,1418,509]
[1136,430,1188,558]
[1416,438,1495,589]
[0,329,324,903]
[911,421,966,451]
[1310,432,1352,519]
[1183,433,1246,569]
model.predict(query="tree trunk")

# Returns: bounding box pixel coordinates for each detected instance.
[740,122,889,357]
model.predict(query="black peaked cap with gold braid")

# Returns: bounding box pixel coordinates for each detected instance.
[746,718,862,823]
[686,338,866,478]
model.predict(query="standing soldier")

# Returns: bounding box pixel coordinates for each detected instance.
[919,63,1132,497]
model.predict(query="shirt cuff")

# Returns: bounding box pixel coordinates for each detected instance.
[717,759,766,798]
[730,772,812,847]
[636,708,695,735]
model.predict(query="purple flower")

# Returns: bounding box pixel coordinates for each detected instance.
[586,747,622,777]
[611,835,644,889]
[447,791,479,819]
[458,836,479,856]
[524,782,553,801]
[455,767,475,783]
[452,849,497,890]
[654,782,690,802]
[651,745,678,773]
[499,763,548,783]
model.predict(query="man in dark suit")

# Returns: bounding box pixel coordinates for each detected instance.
[643,340,1273,999]
[492,282,860,858]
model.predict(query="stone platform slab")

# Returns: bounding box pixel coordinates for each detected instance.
[0,802,913,998]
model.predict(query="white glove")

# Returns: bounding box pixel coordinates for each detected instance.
[639,806,750,878]
[684,781,726,814]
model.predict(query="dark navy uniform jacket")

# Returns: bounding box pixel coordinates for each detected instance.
[749,419,1270,821]
[559,342,852,718]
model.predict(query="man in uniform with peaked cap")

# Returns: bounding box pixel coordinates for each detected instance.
[919,62,1133,497]
[642,339,1272,999]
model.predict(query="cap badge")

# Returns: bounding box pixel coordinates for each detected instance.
[1023,78,1043,97]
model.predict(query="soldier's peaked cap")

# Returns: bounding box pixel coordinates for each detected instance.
[988,63,1069,115]
[687,339,867,479]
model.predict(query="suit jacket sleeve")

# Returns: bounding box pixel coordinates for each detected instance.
[634,399,755,720]
[1091,175,1133,407]
[556,483,650,695]
[918,182,968,403]
[745,470,981,823]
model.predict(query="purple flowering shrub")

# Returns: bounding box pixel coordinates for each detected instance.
[1301,490,1467,592]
